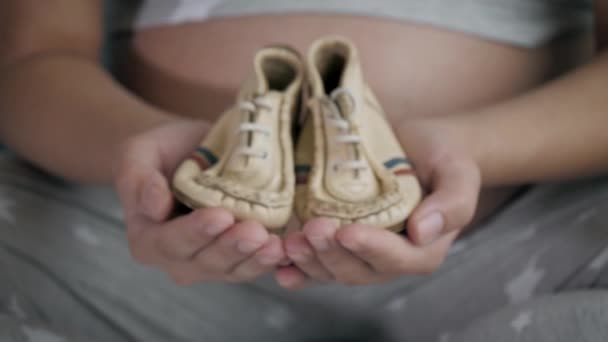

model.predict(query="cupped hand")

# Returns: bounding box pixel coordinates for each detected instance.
[277,118,481,289]
[114,119,284,285]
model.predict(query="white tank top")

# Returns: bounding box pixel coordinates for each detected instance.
[136,0,224,29]
[115,0,593,48]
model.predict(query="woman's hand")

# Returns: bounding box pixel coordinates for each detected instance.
[114,119,285,285]
[277,118,481,288]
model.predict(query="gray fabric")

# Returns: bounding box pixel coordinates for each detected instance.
[0,153,607,342]
[451,291,608,342]
[125,0,594,47]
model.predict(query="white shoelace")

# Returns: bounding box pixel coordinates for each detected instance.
[235,96,273,159]
[322,87,368,172]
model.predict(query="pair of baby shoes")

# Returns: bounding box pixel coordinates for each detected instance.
[172,36,421,233]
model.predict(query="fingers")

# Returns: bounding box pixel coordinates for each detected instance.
[230,235,284,281]
[282,218,454,286]
[156,207,234,261]
[126,208,227,266]
[128,207,285,285]
[407,157,480,245]
[281,219,459,288]
[284,231,333,281]
[137,171,174,223]
[338,224,458,275]
[192,220,269,275]
[165,234,284,286]
[301,218,378,285]
[148,119,210,174]
[275,266,312,290]
[115,140,174,224]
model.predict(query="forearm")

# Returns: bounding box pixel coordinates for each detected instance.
[0,53,172,184]
[446,51,608,186]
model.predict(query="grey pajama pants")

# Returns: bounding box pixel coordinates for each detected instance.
[0,153,607,342]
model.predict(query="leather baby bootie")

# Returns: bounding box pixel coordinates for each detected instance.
[294,36,421,231]
[172,46,303,231]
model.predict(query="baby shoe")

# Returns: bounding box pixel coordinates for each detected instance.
[294,36,421,231]
[172,46,303,231]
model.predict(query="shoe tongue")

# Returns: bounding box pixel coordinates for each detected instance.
[333,92,355,119]
[335,58,364,115]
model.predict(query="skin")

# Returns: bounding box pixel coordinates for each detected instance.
[0,0,607,289]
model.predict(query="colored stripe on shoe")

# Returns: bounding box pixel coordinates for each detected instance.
[196,147,219,165]
[190,147,219,170]
[384,157,414,176]
[295,165,311,185]
[384,157,411,169]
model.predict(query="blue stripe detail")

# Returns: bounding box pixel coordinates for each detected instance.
[384,158,411,169]
[196,147,219,165]
[295,165,311,173]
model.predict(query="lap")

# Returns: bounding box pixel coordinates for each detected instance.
[374,178,608,341]
[452,291,608,342]
[1,153,607,342]
[0,155,357,341]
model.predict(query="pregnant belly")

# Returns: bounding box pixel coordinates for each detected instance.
[122,14,593,123]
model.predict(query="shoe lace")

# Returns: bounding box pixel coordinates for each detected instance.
[235,96,273,159]
[321,87,368,172]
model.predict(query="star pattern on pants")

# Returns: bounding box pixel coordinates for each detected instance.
[0,194,16,224]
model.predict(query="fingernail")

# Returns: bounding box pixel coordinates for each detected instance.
[204,224,224,236]
[289,251,310,263]
[237,240,261,254]
[417,212,445,245]
[340,237,361,252]
[309,236,329,252]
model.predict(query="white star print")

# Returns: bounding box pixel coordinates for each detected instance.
[0,195,16,224]
[264,306,293,331]
[9,294,27,319]
[505,256,546,304]
[21,325,66,342]
[438,332,451,342]
[511,311,533,333]
[386,296,408,312]
[589,246,608,271]
[73,224,101,246]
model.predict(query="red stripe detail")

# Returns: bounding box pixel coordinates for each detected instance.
[296,174,309,185]
[394,169,415,176]
[190,153,210,170]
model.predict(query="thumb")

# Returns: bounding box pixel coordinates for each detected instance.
[115,139,174,225]
[149,119,210,175]
[407,157,481,246]
[136,170,173,222]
